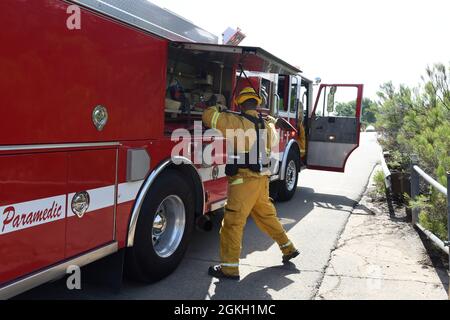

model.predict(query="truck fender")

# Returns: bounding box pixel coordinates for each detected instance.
[279,140,301,181]
[126,156,204,247]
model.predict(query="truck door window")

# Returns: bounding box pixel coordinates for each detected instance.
[300,80,312,137]
[290,76,299,114]
[277,75,289,113]
[301,80,311,119]
[260,78,272,109]
[315,86,358,118]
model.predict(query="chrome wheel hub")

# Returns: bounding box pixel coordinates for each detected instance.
[151,195,186,258]
[285,160,297,191]
[153,213,167,237]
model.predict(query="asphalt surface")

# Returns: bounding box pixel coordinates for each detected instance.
[16,133,381,300]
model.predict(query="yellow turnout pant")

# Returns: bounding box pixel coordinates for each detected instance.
[220,175,296,276]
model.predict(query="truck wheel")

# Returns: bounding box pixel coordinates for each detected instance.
[277,151,299,202]
[125,169,195,283]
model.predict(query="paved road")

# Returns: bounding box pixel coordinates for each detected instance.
[17,133,381,300]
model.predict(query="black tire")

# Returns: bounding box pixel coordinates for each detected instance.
[125,169,195,283]
[277,151,299,202]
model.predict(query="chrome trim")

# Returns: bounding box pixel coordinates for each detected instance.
[210,199,227,212]
[113,148,119,241]
[280,140,298,181]
[127,156,205,247]
[0,142,120,152]
[0,242,118,300]
[70,191,91,218]
[92,105,109,131]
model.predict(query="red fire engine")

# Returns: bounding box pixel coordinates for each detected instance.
[0,0,363,298]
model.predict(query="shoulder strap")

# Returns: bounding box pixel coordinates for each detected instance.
[222,109,241,116]
[240,112,267,171]
[240,112,265,129]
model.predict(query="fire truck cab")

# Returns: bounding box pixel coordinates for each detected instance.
[0,0,362,299]
[232,71,363,200]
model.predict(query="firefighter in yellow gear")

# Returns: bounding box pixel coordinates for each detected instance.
[203,87,300,280]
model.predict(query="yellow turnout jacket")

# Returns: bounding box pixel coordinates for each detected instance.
[202,106,279,177]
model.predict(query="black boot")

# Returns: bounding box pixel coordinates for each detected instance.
[208,265,240,280]
[282,250,300,263]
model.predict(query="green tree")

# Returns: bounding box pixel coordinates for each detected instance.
[376,82,415,152]
[335,101,355,117]
[335,98,378,125]
[376,62,450,239]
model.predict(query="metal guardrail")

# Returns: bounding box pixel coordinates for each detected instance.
[412,165,448,196]
[410,157,449,244]
[409,156,450,299]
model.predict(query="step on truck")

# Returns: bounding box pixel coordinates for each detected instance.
[0,0,363,298]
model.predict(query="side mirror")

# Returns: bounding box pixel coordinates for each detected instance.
[327,86,337,113]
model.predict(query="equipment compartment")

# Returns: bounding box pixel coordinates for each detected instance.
[164,44,235,135]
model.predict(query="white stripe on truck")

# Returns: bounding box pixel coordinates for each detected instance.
[118,180,144,204]
[0,196,66,235]
[67,185,116,217]
[0,166,227,235]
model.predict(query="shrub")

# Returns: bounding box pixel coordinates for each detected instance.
[376,63,450,239]
[417,192,448,241]
[373,170,387,199]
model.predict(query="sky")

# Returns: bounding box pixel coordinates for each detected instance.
[150,0,450,100]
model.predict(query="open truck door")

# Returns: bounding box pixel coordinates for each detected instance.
[307,84,364,172]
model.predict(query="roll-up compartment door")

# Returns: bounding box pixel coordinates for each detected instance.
[170,42,302,76]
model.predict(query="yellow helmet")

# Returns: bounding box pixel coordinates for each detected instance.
[236,87,262,106]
